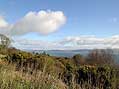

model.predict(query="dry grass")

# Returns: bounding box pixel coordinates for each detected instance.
[0,63,67,89]
[0,62,118,89]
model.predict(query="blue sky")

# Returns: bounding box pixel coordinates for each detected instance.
[0,0,119,49]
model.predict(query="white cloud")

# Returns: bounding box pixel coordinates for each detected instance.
[0,16,12,35]
[12,38,61,50]
[0,10,66,36]
[0,16,8,28]
[12,10,66,35]
[12,35,119,50]
[57,36,119,49]
[0,11,119,50]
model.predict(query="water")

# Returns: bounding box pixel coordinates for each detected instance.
[34,50,90,57]
[32,50,119,63]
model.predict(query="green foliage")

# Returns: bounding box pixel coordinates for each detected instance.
[0,47,118,89]
[72,54,86,66]
[0,34,11,49]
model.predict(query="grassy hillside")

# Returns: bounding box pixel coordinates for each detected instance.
[0,47,118,89]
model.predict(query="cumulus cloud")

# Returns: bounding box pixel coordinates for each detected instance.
[12,35,119,50]
[0,10,66,35]
[0,16,8,28]
[0,16,12,35]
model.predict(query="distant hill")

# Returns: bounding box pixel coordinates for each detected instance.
[25,49,119,63]
[25,49,91,57]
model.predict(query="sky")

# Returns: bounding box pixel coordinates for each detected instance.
[0,0,119,50]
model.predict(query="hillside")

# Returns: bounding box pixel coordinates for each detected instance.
[0,47,118,89]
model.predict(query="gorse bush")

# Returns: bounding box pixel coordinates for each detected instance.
[0,47,118,89]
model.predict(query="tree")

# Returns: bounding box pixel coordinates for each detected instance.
[87,49,114,65]
[0,34,11,48]
[72,54,85,66]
